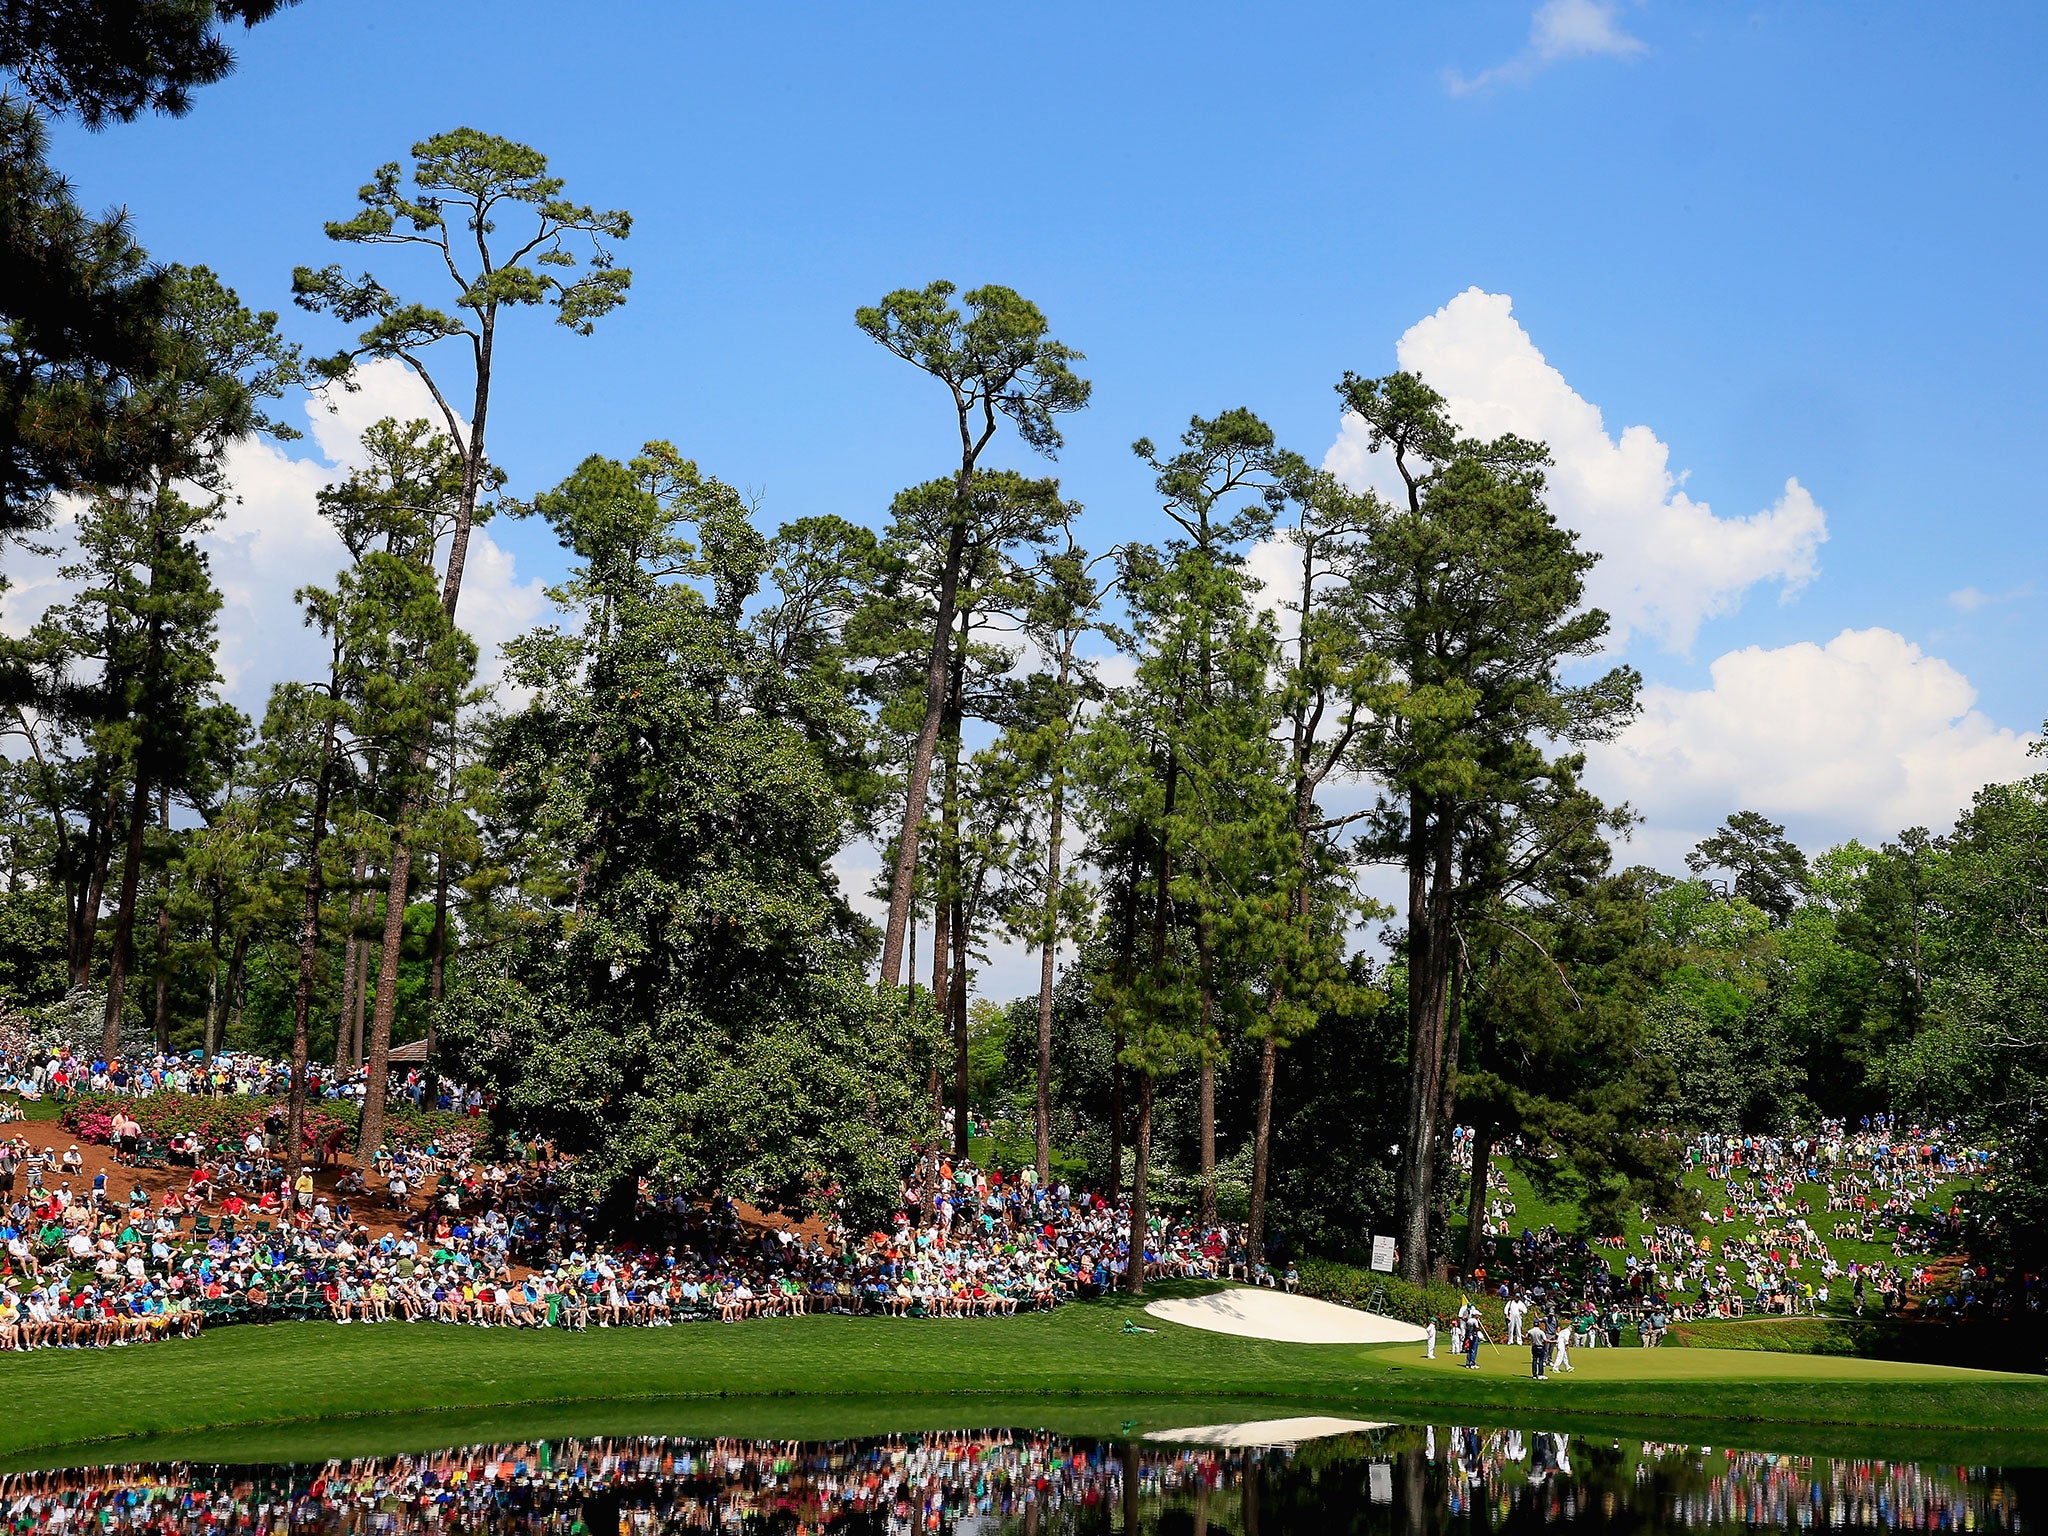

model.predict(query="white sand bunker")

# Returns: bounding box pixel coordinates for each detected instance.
[1145,1416,1390,1447]
[1144,1286,1427,1345]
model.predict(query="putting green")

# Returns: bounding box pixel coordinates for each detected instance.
[0,1288,2038,1463]
[1391,1341,2006,1382]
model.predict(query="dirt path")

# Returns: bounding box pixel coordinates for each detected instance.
[2,1120,436,1239]
[3,1115,829,1252]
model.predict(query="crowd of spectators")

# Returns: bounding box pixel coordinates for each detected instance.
[0,1029,477,1116]
[0,1118,1254,1351]
[1460,1117,1989,1333]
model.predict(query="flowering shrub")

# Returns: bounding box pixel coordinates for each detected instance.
[65,1105,114,1143]
[59,1093,475,1158]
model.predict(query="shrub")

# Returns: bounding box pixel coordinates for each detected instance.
[1297,1257,1509,1337]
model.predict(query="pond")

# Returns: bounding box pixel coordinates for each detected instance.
[3,1422,2037,1535]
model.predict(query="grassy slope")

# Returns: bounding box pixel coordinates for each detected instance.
[1459,1156,1968,1294]
[1,1092,62,1123]
[2,1285,2043,1465]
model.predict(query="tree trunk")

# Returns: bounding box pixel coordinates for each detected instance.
[878,402,990,990]
[100,767,152,1055]
[71,777,120,988]
[150,787,171,1054]
[1126,747,1177,1269]
[437,313,494,622]
[354,302,496,1161]
[285,678,341,1187]
[1432,945,1467,1268]
[1197,923,1217,1225]
[1463,1118,1495,1273]
[1438,948,1465,1133]
[1249,851,1313,1261]
[204,923,219,1064]
[424,844,450,1102]
[950,887,971,1162]
[1033,767,1063,1188]
[879,515,968,990]
[1397,801,1457,1283]
[1105,851,1139,1200]
[209,930,247,1058]
[356,828,413,1162]
[429,848,450,1003]
[1124,1069,1154,1296]
[929,894,950,1014]
[336,850,367,1069]
[1198,1054,1216,1226]
[350,894,372,1068]
[226,930,248,1043]
[1107,1038,1123,1201]
[1246,1034,1279,1258]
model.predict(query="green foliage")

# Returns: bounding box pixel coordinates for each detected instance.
[1267,958,1405,1259]
[1,0,292,127]
[238,902,437,1058]
[444,454,919,1222]
[0,102,166,541]
[1334,368,1640,1278]
[1460,872,1692,1240]
[1687,810,1810,925]
[294,128,631,390]
[0,883,66,1003]
[855,283,1090,457]
[1,5,295,536]
[1640,879,1804,1129]
[1295,1257,1509,1336]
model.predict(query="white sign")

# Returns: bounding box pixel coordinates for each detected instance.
[1370,1235,1396,1273]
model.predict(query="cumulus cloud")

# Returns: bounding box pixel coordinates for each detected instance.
[1445,0,1647,95]
[1588,627,2040,868]
[1325,288,1828,655]
[1,359,548,720]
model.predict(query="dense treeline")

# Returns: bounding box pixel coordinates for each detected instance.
[0,6,2040,1301]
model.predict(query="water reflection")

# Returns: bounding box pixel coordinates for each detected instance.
[0,1428,2029,1534]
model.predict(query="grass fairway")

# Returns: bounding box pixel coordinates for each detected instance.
[2,1286,2043,1465]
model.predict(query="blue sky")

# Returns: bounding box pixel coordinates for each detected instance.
[20,0,2047,977]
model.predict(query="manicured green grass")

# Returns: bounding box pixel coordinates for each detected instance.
[2,1285,2043,1466]
[1,1092,62,1123]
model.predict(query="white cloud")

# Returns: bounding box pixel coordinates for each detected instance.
[1948,582,2030,612]
[1325,288,1828,655]
[1446,0,1647,95]
[1588,627,2040,868]
[1,358,548,720]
